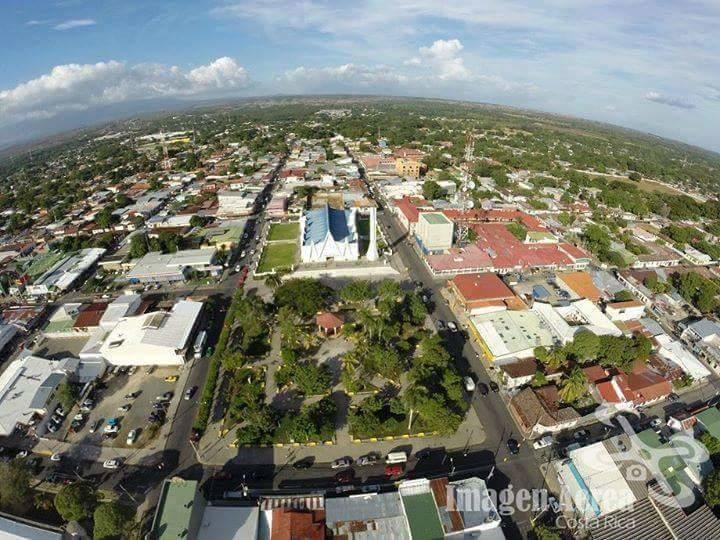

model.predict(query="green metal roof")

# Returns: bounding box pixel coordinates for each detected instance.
[401,493,444,540]
[697,407,720,440]
[152,479,200,540]
[420,212,451,225]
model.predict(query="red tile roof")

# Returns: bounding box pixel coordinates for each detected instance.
[582,365,609,384]
[73,303,108,328]
[597,368,672,404]
[451,272,514,303]
[316,312,344,330]
[270,508,325,540]
[394,196,427,224]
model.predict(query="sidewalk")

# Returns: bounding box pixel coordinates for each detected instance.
[196,402,487,466]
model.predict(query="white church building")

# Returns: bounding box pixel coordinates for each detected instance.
[300,204,360,263]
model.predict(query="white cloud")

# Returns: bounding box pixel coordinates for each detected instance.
[280,63,408,89]
[644,91,695,109]
[407,39,471,81]
[0,57,250,125]
[54,19,96,31]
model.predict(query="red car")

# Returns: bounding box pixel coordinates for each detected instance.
[384,464,404,478]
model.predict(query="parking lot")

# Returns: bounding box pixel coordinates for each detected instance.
[55,366,182,449]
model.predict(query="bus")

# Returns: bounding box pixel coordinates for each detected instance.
[193,330,207,359]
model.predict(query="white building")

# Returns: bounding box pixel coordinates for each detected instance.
[655,333,711,381]
[300,204,359,263]
[100,300,203,366]
[126,248,218,283]
[217,190,258,217]
[605,300,646,321]
[0,355,74,435]
[416,212,454,253]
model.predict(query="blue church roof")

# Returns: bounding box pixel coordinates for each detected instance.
[303,204,355,245]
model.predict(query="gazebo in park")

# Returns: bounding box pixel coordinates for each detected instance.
[316,312,344,336]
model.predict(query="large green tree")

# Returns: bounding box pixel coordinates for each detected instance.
[703,468,720,508]
[0,460,33,514]
[93,502,132,540]
[55,482,97,522]
[274,279,333,318]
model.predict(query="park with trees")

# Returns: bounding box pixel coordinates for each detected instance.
[195,277,468,446]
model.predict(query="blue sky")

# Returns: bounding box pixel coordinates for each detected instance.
[2,1,719,151]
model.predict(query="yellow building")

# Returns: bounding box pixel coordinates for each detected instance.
[395,158,424,178]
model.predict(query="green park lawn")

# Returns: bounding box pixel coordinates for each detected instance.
[257,242,297,273]
[268,222,299,242]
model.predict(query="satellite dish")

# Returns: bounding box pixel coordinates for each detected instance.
[467,180,476,190]
[466,200,475,209]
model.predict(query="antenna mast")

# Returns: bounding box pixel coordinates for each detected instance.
[455,131,476,247]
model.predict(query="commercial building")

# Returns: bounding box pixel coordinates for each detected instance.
[126,248,218,283]
[325,491,410,538]
[99,300,203,366]
[469,310,555,362]
[415,212,454,253]
[299,204,359,263]
[655,334,711,381]
[217,190,258,217]
[448,272,520,314]
[554,442,636,519]
[0,354,74,435]
[556,271,601,302]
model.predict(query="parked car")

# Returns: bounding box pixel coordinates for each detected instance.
[73,413,85,421]
[46,422,60,433]
[573,430,590,441]
[435,320,445,331]
[103,458,122,470]
[489,381,500,393]
[357,454,379,466]
[118,404,132,413]
[477,382,489,396]
[507,438,520,455]
[331,457,352,469]
[124,392,140,400]
[54,406,66,417]
[668,392,680,402]
[384,464,404,478]
[164,375,179,383]
[90,419,103,433]
[292,458,313,470]
[103,424,120,434]
[533,435,553,450]
[184,386,198,400]
[463,376,476,392]
[447,321,458,333]
[145,366,155,375]
[126,429,138,445]
[157,392,174,401]
[650,417,663,429]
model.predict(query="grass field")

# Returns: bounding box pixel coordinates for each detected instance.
[257,242,297,273]
[268,222,299,242]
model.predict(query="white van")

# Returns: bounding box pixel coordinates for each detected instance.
[386,451,408,464]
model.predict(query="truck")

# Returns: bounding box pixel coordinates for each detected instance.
[193,330,207,359]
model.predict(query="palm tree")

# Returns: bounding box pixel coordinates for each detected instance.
[265,273,282,290]
[558,367,588,403]
[404,384,429,432]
